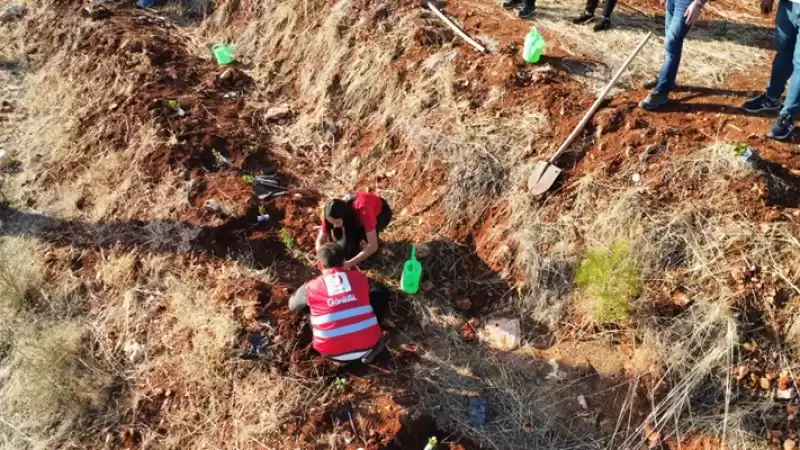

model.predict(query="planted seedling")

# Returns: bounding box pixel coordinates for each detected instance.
[424,437,438,450]
[211,149,231,168]
[256,204,269,223]
[334,376,347,391]
[165,99,186,117]
[242,174,255,184]
[732,141,756,163]
[280,228,295,249]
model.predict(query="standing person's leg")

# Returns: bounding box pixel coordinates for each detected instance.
[368,283,390,323]
[770,3,800,139]
[288,283,310,314]
[743,0,794,113]
[593,0,617,31]
[519,0,535,18]
[573,0,599,24]
[640,0,693,109]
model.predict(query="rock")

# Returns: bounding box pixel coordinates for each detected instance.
[264,104,292,122]
[546,359,566,380]
[645,423,661,446]
[454,297,472,311]
[421,280,435,292]
[631,173,641,183]
[735,365,749,380]
[0,5,27,23]
[461,318,480,342]
[577,395,589,410]
[776,387,796,401]
[480,317,521,351]
[779,373,793,390]
[761,377,772,390]
[786,439,797,450]
[124,341,145,364]
[415,243,431,259]
[0,150,12,170]
[243,304,260,321]
[204,199,225,215]
[671,291,690,307]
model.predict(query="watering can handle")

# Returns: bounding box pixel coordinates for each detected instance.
[410,246,417,260]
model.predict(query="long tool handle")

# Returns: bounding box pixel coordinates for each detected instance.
[426,1,489,53]
[549,32,653,163]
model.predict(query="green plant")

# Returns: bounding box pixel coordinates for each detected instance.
[258,205,266,216]
[211,149,222,164]
[732,141,749,157]
[334,376,347,390]
[279,228,295,249]
[166,99,181,111]
[242,174,255,184]
[575,241,641,324]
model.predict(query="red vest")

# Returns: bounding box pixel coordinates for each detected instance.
[306,268,381,358]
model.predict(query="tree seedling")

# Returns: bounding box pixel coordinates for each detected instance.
[423,437,438,450]
[256,204,270,223]
[280,228,295,249]
[164,99,186,116]
[334,376,347,390]
[242,174,255,184]
[211,148,230,168]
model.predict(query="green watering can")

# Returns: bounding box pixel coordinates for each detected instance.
[401,246,422,295]
[211,43,235,65]
[523,27,545,64]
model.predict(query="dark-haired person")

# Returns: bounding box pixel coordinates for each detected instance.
[315,192,392,270]
[572,0,617,31]
[289,243,388,365]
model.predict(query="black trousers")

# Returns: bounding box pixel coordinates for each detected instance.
[332,198,393,260]
[288,282,389,324]
[585,0,617,18]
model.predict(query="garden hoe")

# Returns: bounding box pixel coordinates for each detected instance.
[528,32,653,196]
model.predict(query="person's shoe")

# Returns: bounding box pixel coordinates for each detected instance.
[593,17,612,31]
[518,4,535,18]
[361,336,385,364]
[638,90,669,110]
[502,0,522,9]
[768,113,796,140]
[572,11,594,24]
[742,93,783,113]
[642,76,659,90]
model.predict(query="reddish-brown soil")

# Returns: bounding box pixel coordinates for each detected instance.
[12,0,800,447]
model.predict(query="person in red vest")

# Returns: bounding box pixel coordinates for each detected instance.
[315,192,392,270]
[289,243,388,364]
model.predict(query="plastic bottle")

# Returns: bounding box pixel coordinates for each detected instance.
[523,27,545,64]
[211,44,235,65]
[401,246,422,294]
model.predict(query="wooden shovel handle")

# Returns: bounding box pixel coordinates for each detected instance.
[549,32,653,163]
[426,1,489,53]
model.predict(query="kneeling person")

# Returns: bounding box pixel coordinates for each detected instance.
[289,243,388,364]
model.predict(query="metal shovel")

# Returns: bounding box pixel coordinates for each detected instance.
[528,32,653,196]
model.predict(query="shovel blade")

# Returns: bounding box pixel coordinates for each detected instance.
[528,161,562,196]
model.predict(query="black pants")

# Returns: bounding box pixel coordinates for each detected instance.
[288,282,389,324]
[585,0,617,18]
[332,198,393,260]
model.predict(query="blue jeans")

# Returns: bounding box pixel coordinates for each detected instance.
[766,0,800,118]
[654,0,694,94]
